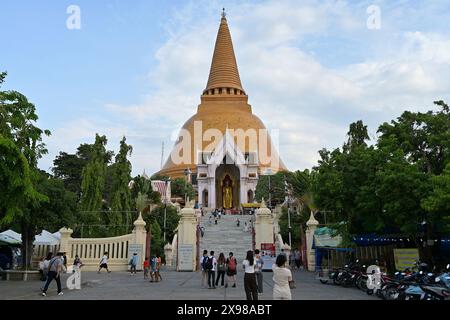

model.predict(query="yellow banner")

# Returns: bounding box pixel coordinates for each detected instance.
[393,248,419,271]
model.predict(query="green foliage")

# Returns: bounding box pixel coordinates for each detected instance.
[147,205,180,244]
[171,177,195,200]
[110,137,133,235]
[422,163,450,232]
[0,136,39,224]
[150,222,163,257]
[80,134,109,232]
[255,171,289,207]
[0,72,61,268]
[278,206,306,247]
[131,175,161,208]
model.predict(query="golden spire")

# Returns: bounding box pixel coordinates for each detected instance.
[203,10,245,96]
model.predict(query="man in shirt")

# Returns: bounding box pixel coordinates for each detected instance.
[208,251,217,289]
[41,252,64,296]
[201,250,208,288]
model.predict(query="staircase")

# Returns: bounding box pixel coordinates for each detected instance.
[199,213,253,263]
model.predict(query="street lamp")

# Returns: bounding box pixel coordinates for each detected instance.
[284,179,292,248]
[163,177,171,243]
[184,168,192,205]
[263,168,274,209]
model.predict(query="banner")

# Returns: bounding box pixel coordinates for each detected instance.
[393,248,419,271]
[314,227,342,247]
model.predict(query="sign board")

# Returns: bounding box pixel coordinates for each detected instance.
[393,248,419,271]
[314,227,342,247]
[178,244,194,271]
[261,243,276,271]
[128,244,143,271]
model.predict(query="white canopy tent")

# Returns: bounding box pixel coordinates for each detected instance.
[0,229,61,245]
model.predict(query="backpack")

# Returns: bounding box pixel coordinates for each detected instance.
[204,257,213,270]
[217,262,226,272]
[228,257,236,271]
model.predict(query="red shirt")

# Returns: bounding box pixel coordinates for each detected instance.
[143,260,149,268]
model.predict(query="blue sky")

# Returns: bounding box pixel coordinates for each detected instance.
[1,0,450,176]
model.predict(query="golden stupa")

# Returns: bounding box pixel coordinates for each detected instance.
[158,12,287,180]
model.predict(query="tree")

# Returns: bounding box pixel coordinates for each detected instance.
[110,137,133,235]
[53,143,114,198]
[131,175,161,208]
[0,71,51,268]
[0,136,39,224]
[148,205,180,245]
[79,134,108,235]
[255,171,289,207]
[170,178,195,201]
[422,163,450,233]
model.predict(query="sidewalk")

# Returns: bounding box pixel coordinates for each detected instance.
[0,269,376,300]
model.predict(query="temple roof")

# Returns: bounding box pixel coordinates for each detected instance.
[203,11,245,95]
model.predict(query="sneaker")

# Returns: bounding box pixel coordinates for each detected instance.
[58,292,64,296]
[42,292,46,296]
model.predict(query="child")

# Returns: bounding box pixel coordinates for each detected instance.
[143,257,150,280]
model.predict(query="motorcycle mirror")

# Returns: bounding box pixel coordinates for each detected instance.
[447,264,449,269]
[401,273,406,276]
[419,271,423,274]
[435,277,440,282]
[395,272,399,275]
[356,259,359,263]
[363,265,366,268]
[345,265,348,268]
[428,273,433,277]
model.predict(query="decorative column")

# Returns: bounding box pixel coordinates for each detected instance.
[132,212,147,271]
[164,243,173,267]
[254,199,274,250]
[59,227,73,260]
[305,211,319,271]
[176,199,197,271]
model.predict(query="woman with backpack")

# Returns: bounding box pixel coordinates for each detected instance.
[215,253,226,287]
[225,252,237,288]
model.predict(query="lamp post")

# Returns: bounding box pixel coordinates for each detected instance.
[163,177,171,243]
[284,179,292,248]
[184,168,192,205]
[264,168,274,209]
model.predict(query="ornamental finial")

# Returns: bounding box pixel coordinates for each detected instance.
[222,8,226,19]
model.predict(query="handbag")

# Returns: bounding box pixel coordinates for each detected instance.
[289,280,296,289]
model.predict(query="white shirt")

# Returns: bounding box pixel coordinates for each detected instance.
[272,265,292,299]
[243,259,255,273]
[100,255,108,265]
[209,256,217,271]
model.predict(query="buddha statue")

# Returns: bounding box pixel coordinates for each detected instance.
[223,179,233,209]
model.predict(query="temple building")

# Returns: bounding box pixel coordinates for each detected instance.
[156,12,287,210]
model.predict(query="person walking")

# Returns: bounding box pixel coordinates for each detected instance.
[129,252,138,275]
[294,249,301,270]
[143,257,150,280]
[41,253,53,282]
[207,251,217,289]
[272,254,293,300]
[215,253,226,287]
[201,250,209,288]
[236,218,240,227]
[225,252,237,288]
[98,252,111,273]
[243,250,258,300]
[41,252,64,296]
[254,249,264,294]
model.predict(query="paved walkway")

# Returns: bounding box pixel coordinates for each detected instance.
[0,269,376,300]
